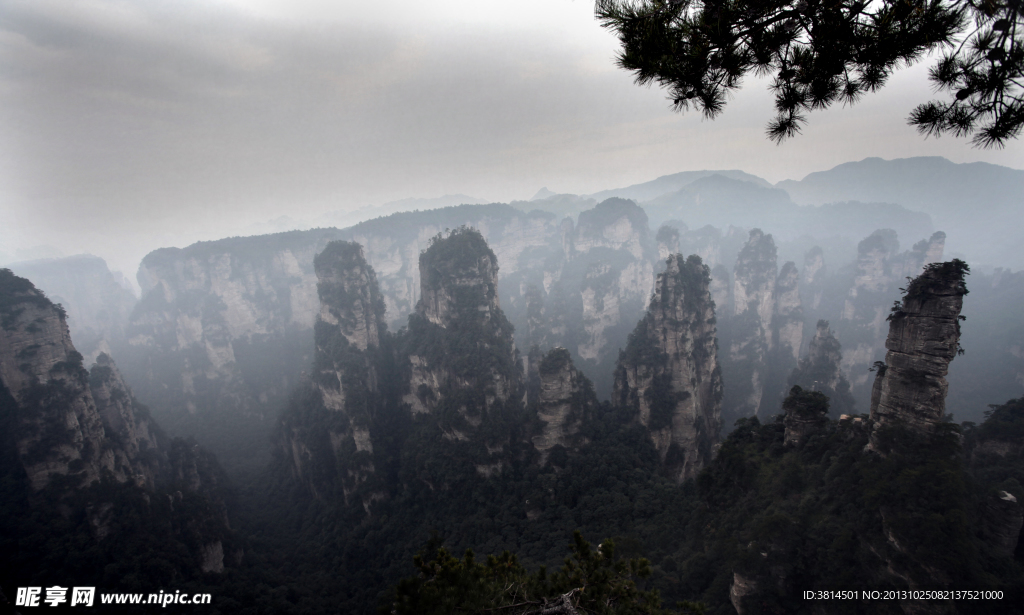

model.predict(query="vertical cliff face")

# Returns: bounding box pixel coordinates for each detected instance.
[782,386,830,446]
[572,199,657,376]
[574,197,650,260]
[514,198,658,399]
[613,254,722,483]
[89,353,166,489]
[869,260,969,443]
[802,247,826,311]
[577,263,624,362]
[1,271,117,491]
[313,242,385,456]
[418,230,502,329]
[722,229,778,419]
[122,207,562,437]
[7,255,137,365]
[709,264,731,315]
[124,230,342,425]
[837,229,946,406]
[530,348,595,465]
[1,270,232,571]
[402,228,523,459]
[788,320,855,417]
[891,232,946,280]
[656,225,680,261]
[315,242,386,353]
[279,242,386,505]
[773,262,803,360]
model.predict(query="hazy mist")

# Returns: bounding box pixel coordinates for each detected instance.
[1,0,1022,283]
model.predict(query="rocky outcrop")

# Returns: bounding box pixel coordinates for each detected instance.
[574,197,650,260]
[728,571,758,615]
[1,271,119,491]
[837,230,946,406]
[782,386,830,446]
[7,255,137,365]
[315,242,385,353]
[402,228,523,454]
[891,232,946,281]
[121,198,663,420]
[0,269,232,571]
[122,207,562,430]
[656,225,680,261]
[709,264,731,314]
[722,230,778,419]
[868,260,969,444]
[802,246,825,311]
[773,262,803,360]
[280,242,386,504]
[314,241,384,463]
[679,225,723,271]
[530,348,594,465]
[613,254,722,483]
[509,198,659,399]
[89,353,166,489]
[418,231,502,329]
[788,320,855,417]
[123,229,344,423]
[571,200,657,373]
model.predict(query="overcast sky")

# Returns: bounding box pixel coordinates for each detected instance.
[2,0,1022,281]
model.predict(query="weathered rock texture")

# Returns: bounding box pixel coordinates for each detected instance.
[280,242,386,504]
[0,269,231,571]
[836,230,946,406]
[722,229,778,420]
[121,198,665,422]
[315,242,386,354]
[8,255,137,365]
[1,271,142,490]
[868,260,969,443]
[656,225,680,261]
[787,320,855,418]
[782,386,830,446]
[508,198,659,399]
[402,228,523,460]
[123,230,342,423]
[773,261,803,360]
[802,246,826,310]
[530,347,595,465]
[613,254,722,483]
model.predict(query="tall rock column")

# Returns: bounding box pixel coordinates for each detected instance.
[802,246,826,311]
[402,228,523,471]
[314,240,386,416]
[773,261,803,361]
[723,229,777,419]
[869,260,969,445]
[788,320,855,417]
[281,241,386,504]
[531,347,595,466]
[613,254,722,483]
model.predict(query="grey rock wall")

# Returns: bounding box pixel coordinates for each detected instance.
[613,254,722,483]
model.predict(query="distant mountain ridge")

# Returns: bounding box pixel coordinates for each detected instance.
[527,156,1020,268]
[584,169,773,203]
[776,156,1024,267]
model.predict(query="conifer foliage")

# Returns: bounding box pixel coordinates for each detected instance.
[596,0,1023,146]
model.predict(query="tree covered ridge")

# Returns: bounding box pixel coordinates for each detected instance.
[385,531,703,615]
